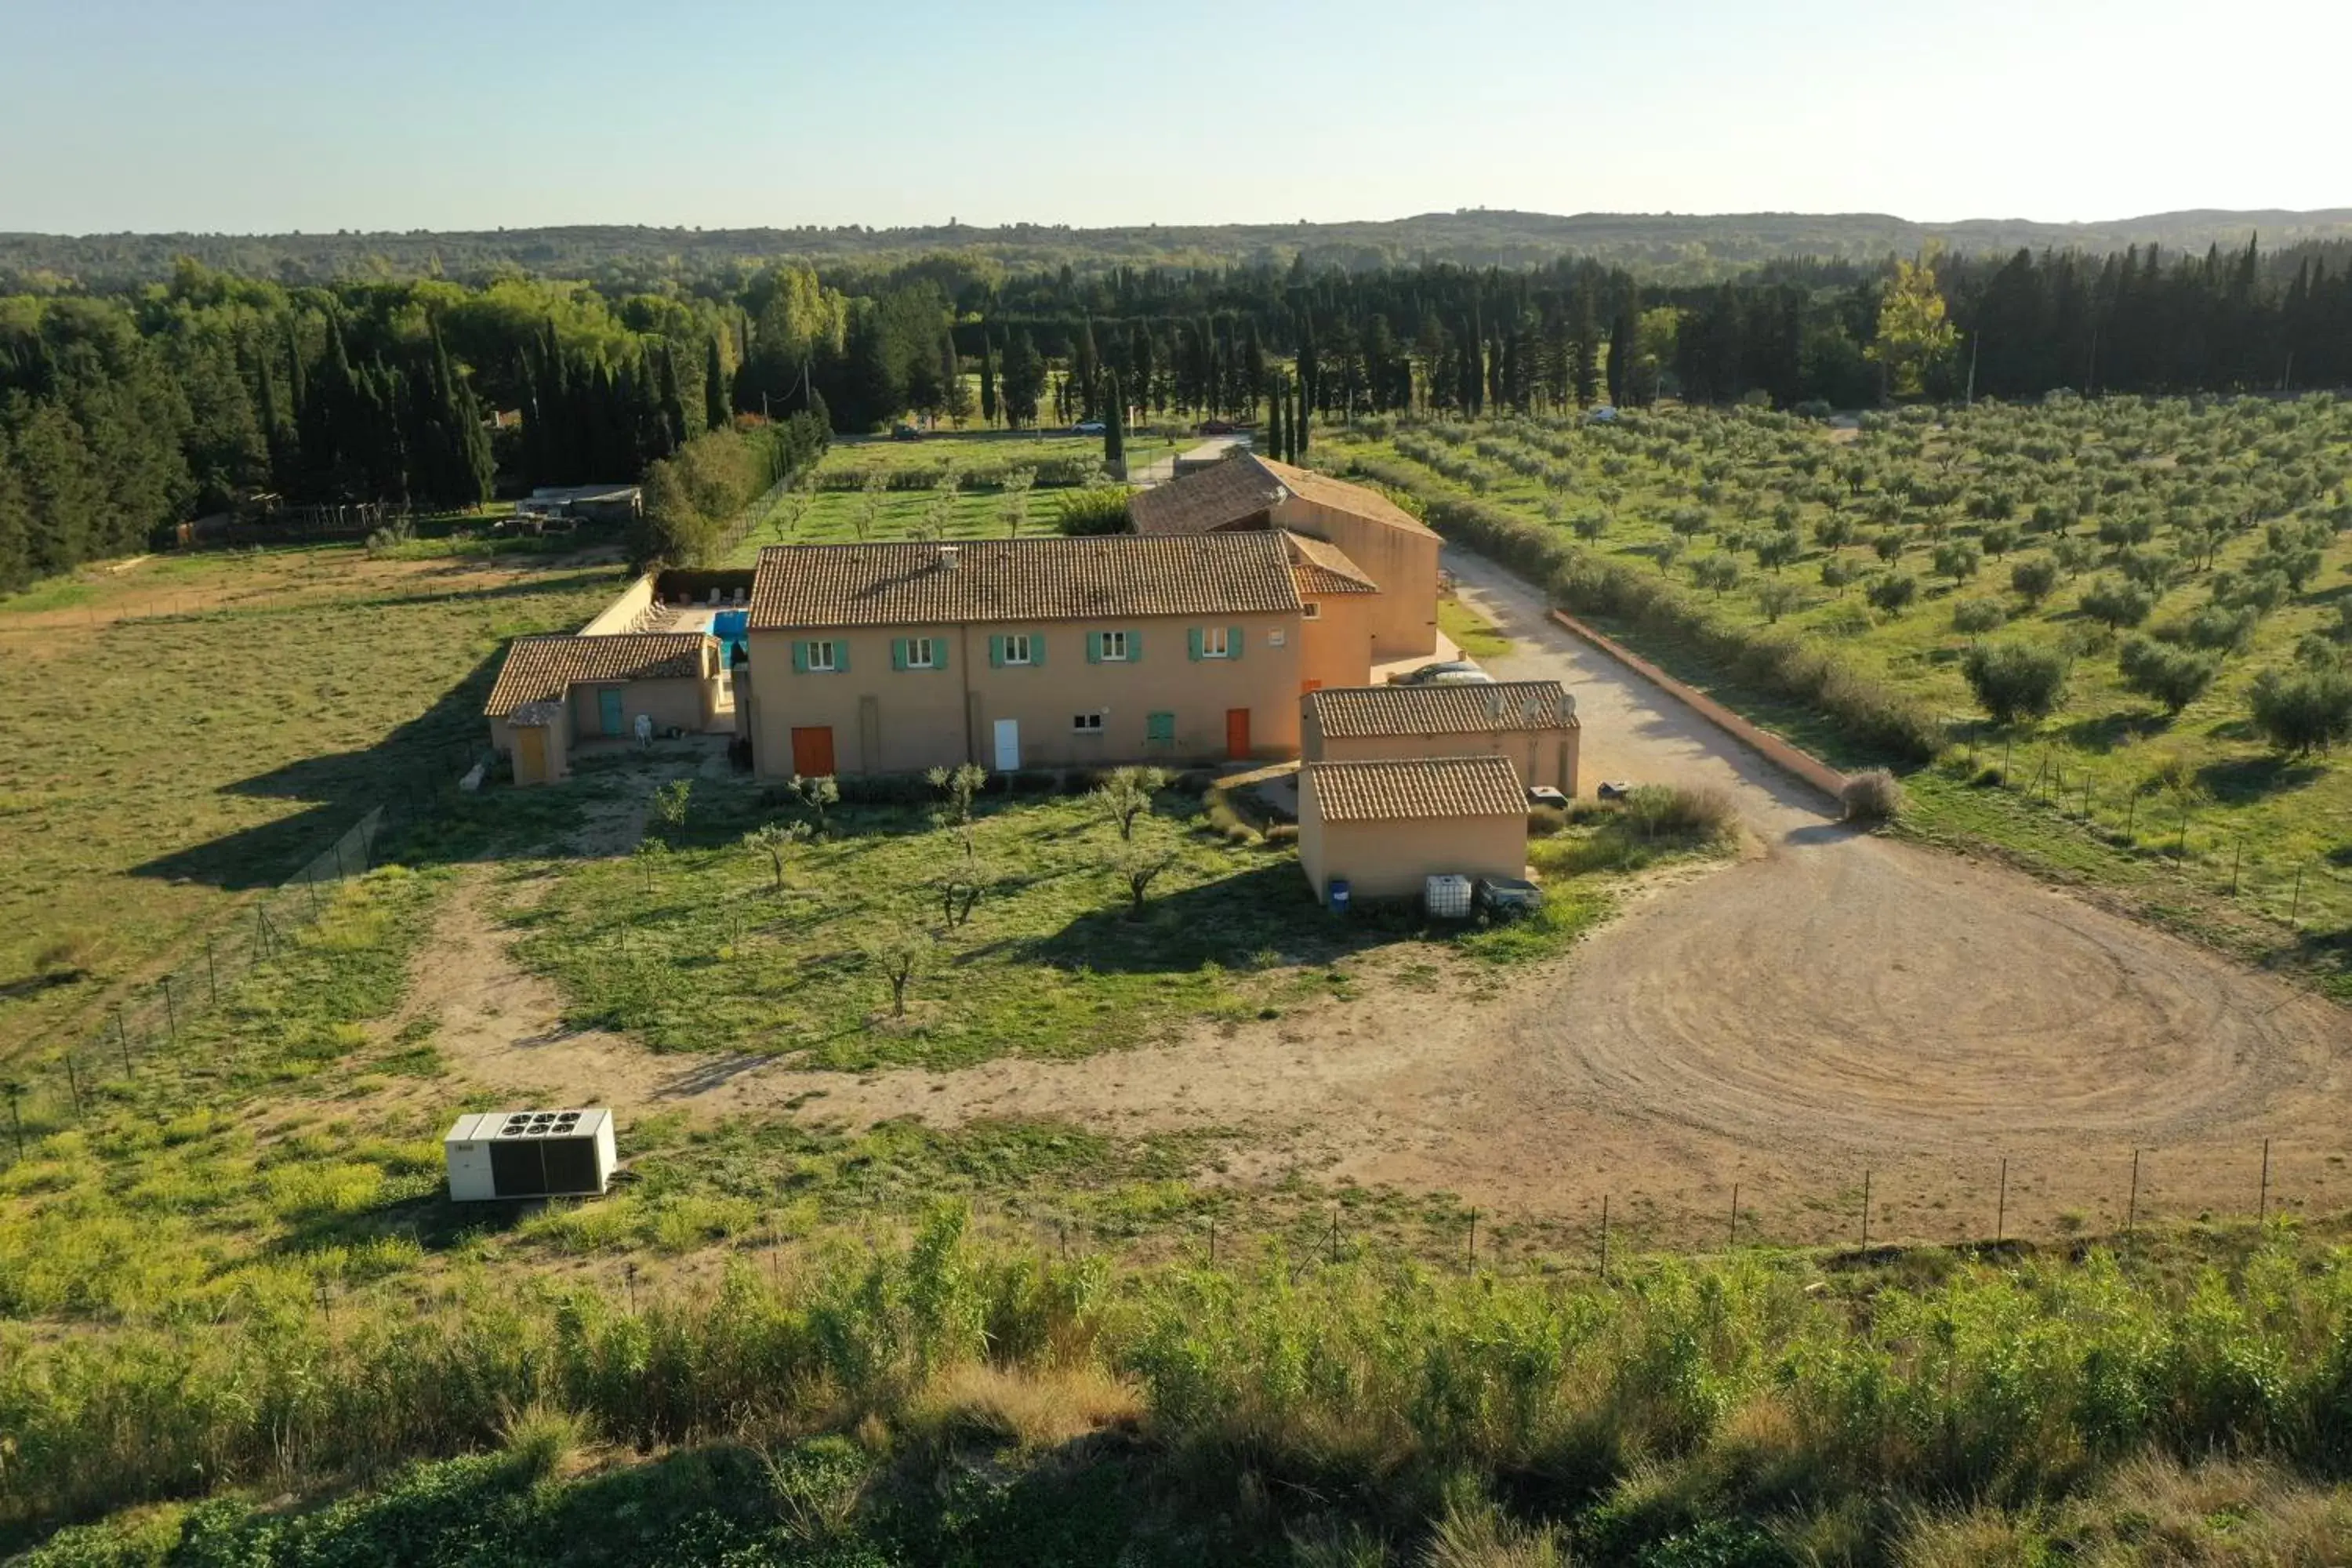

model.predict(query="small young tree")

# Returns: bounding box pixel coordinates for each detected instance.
[651,779,693,840]
[2247,662,2352,756]
[1754,579,1802,624]
[1951,597,2007,634]
[1962,640,2071,725]
[1104,835,1178,916]
[1571,508,1610,543]
[998,466,1036,538]
[854,472,887,541]
[932,858,993,928]
[924,762,988,828]
[2009,557,2059,605]
[2118,635,2220,717]
[1092,765,1170,840]
[787,773,839,837]
[1931,539,1982,586]
[2052,536,2100,578]
[1865,572,1918,616]
[742,819,812,893]
[2078,576,2156,630]
[632,837,670,893]
[1812,514,1854,550]
[1872,530,1907,564]
[861,924,932,1017]
[1691,554,1742,597]
[1753,531,1801,572]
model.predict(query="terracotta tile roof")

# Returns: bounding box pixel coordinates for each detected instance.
[1127,452,1288,535]
[484,633,713,717]
[1130,451,1439,539]
[1255,456,1439,537]
[748,533,1301,630]
[1304,755,1527,822]
[1305,681,1577,739]
[1283,532,1380,595]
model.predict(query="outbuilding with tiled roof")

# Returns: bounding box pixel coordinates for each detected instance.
[1297,755,1531,902]
[1302,679,1579,795]
[484,632,724,785]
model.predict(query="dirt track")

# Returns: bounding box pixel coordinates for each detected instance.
[409,548,2351,1250]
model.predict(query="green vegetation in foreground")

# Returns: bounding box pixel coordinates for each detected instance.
[1332,397,2352,988]
[498,773,1631,1072]
[1437,591,1511,659]
[14,1207,2352,1563]
[0,546,622,1050]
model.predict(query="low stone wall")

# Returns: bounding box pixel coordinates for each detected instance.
[1548,609,1848,803]
[579,572,656,635]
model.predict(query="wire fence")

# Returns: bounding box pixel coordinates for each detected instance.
[1947,723,2350,934]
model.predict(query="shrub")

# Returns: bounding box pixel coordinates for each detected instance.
[1951,598,2008,634]
[1690,554,1743,596]
[1841,768,1905,822]
[2247,663,2352,755]
[1616,783,1737,841]
[1820,557,1863,593]
[1865,572,1918,615]
[2078,577,2155,630]
[1962,640,2071,724]
[2118,636,2221,715]
[1931,540,1983,584]
[1754,579,1803,623]
[1055,486,1131,535]
[2009,557,2060,604]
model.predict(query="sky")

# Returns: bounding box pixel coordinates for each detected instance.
[3,0,2346,235]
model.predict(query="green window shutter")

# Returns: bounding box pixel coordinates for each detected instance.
[1148,710,1174,742]
[792,641,808,674]
[932,637,949,672]
[989,635,1004,669]
[1128,630,1142,663]
[891,638,908,671]
[1030,633,1045,668]
[1228,625,1243,659]
[834,641,849,674]
[1187,627,1203,662]
[1086,631,1101,665]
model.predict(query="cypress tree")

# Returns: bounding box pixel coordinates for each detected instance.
[1264,376,1283,462]
[978,331,997,426]
[704,337,730,430]
[1104,371,1125,467]
[1293,379,1308,462]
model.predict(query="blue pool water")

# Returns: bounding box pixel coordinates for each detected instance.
[711,609,750,663]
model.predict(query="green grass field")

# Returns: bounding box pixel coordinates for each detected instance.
[0,546,624,1053]
[1330,398,2352,959]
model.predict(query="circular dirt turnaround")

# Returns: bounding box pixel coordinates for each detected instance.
[1527,839,2347,1156]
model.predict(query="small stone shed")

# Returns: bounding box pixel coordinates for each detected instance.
[1297,754,1530,903]
[484,632,721,785]
[1301,680,1579,795]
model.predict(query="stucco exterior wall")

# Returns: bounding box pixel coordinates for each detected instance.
[567,675,715,740]
[746,612,1306,779]
[1312,727,1577,796]
[1297,803,1529,902]
[1272,496,1440,659]
[1295,593,1376,697]
[579,573,657,635]
[489,706,574,786]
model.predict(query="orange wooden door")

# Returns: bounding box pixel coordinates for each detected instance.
[1225,708,1250,760]
[790,725,836,776]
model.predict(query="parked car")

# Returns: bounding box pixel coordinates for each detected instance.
[1073,420,1106,435]
[1198,419,1236,435]
[1595,779,1636,801]
[1475,875,1544,916]
[1393,659,1495,686]
[890,424,922,442]
[1525,785,1570,810]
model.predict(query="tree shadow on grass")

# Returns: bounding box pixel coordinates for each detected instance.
[1026,861,1397,976]
[2060,709,2154,753]
[2196,753,2325,804]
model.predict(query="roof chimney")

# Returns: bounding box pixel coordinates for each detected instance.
[937,543,960,571]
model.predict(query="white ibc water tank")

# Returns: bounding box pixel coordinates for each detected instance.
[1425,874,1474,920]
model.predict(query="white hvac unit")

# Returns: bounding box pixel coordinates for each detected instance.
[1424,874,1474,920]
[444,1108,616,1202]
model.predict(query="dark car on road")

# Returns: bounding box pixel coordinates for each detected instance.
[1392,659,1495,686]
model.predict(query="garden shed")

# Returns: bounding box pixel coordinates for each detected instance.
[1297,754,1529,903]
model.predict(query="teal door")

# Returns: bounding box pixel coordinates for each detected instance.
[597,688,625,735]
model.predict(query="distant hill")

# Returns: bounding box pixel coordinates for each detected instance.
[9,208,2352,289]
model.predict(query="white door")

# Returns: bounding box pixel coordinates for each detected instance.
[992,717,1020,771]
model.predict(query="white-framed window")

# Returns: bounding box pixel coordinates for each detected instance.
[1099,630,1131,662]
[1301,601,1321,620]
[1072,712,1105,733]
[1200,626,1231,659]
[1003,633,1033,666]
[808,640,837,672]
[906,637,937,669]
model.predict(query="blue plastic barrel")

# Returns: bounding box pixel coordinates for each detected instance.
[1328,879,1351,914]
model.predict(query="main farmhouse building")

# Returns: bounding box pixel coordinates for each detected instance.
[737,456,1443,778]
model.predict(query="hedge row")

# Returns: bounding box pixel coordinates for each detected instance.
[1348,458,1946,764]
[812,455,1107,493]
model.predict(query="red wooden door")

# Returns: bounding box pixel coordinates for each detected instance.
[1225,708,1250,760]
[790,726,836,776]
